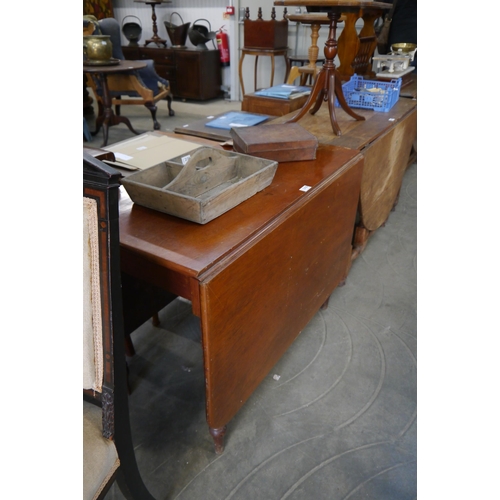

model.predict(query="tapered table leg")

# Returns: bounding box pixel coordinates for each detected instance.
[209,426,227,454]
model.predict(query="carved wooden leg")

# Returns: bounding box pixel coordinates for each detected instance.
[254,56,259,92]
[310,68,332,116]
[209,426,227,454]
[166,93,175,116]
[327,72,342,136]
[287,66,301,85]
[270,55,276,87]
[284,69,326,123]
[145,102,160,130]
[239,52,246,96]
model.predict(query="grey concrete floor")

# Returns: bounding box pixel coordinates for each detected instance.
[92,96,417,500]
[83,93,242,149]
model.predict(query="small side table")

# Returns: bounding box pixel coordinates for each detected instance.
[239,47,291,96]
[83,60,147,147]
[134,0,170,47]
[274,0,391,136]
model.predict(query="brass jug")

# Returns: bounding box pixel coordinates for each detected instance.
[83,35,113,62]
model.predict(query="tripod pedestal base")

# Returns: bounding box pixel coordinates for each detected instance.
[282,9,364,135]
[284,65,364,136]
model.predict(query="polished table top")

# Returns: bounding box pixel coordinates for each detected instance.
[270,96,417,150]
[287,13,331,23]
[83,59,147,73]
[119,141,361,280]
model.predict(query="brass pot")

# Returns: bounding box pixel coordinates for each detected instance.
[83,35,113,62]
[391,43,417,53]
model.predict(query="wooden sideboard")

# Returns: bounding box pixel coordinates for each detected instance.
[122,46,223,101]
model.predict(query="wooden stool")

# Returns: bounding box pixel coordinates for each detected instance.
[287,54,326,85]
[287,13,331,86]
[288,55,326,67]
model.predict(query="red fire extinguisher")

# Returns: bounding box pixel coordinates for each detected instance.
[216,26,230,67]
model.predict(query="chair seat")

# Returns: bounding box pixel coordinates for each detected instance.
[83,401,120,500]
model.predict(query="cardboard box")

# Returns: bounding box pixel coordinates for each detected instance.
[103,132,202,170]
[231,123,318,162]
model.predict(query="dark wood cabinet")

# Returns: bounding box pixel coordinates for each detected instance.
[122,46,222,101]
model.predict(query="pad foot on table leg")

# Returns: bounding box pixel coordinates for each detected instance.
[209,426,227,455]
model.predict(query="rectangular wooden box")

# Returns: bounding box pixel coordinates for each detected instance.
[243,19,288,49]
[241,93,309,116]
[120,147,278,224]
[231,123,318,162]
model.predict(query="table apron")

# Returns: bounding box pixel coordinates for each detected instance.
[120,246,201,314]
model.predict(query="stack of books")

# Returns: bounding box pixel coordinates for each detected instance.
[255,84,311,100]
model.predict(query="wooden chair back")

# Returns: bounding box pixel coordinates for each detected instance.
[83,152,155,500]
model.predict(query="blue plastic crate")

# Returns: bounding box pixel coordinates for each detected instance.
[335,74,402,112]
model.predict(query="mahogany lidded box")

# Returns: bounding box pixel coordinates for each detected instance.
[231,123,318,162]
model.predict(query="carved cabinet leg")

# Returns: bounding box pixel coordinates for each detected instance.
[209,426,227,455]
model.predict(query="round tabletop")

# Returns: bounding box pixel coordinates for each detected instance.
[83,59,147,74]
[287,13,331,24]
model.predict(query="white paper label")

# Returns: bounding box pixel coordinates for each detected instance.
[181,155,191,165]
[300,185,312,192]
[114,152,133,161]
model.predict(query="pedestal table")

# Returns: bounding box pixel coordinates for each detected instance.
[274,0,391,135]
[84,60,147,147]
